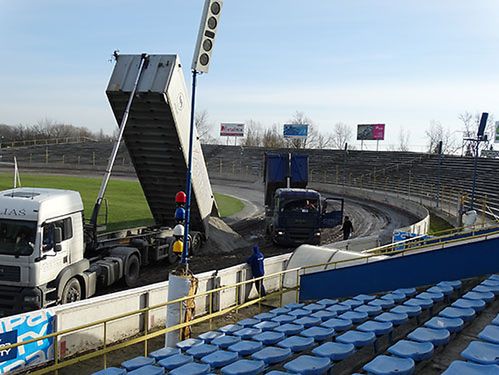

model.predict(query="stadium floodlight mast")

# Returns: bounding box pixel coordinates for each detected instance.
[181,0,223,268]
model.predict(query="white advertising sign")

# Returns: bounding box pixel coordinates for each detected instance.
[220,123,244,137]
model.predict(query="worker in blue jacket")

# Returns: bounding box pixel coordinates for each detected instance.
[247,245,266,296]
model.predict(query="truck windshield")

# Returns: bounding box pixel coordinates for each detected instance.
[282,198,319,212]
[0,219,37,256]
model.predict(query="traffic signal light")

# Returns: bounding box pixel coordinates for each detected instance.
[192,0,223,73]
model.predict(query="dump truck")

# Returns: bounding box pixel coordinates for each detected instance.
[264,153,344,246]
[0,53,217,316]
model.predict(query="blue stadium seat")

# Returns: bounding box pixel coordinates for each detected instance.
[407,327,450,346]
[228,340,263,356]
[403,298,433,310]
[288,308,312,318]
[212,335,242,349]
[198,331,224,343]
[311,310,337,321]
[357,320,393,336]
[452,298,486,312]
[303,303,325,312]
[474,285,499,296]
[326,304,351,315]
[355,304,383,317]
[353,294,376,303]
[200,350,239,368]
[169,363,210,375]
[128,365,165,375]
[238,318,260,327]
[186,344,219,359]
[300,326,335,342]
[461,341,499,365]
[336,330,376,348]
[481,280,499,288]
[393,287,417,297]
[428,284,453,296]
[375,312,408,326]
[277,336,315,352]
[219,324,244,334]
[92,368,126,375]
[442,360,499,374]
[439,306,475,322]
[283,355,331,375]
[251,346,292,365]
[463,291,495,303]
[285,303,304,309]
[489,275,499,282]
[233,327,262,340]
[339,310,368,324]
[265,372,289,375]
[294,316,322,328]
[121,356,155,371]
[312,341,356,361]
[390,304,422,318]
[273,323,304,336]
[253,320,280,331]
[387,339,434,361]
[479,325,499,345]
[158,354,194,370]
[340,299,364,309]
[316,298,339,307]
[492,314,499,326]
[424,316,464,333]
[382,293,406,303]
[270,307,290,315]
[271,314,295,324]
[438,280,462,290]
[253,312,276,321]
[221,359,265,375]
[363,355,415,375]
[416,291,444,302]
[320,317,353,332]
[177,338,204,351]
[369,298,395,310]
[252,331,285,345]
[149,347,181,361]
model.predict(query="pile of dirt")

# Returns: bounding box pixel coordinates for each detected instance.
[203,216,250,254]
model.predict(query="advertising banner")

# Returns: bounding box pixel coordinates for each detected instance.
[495,121,499,143]
[283,124,308,139]
[0,309,55,374]
[357,124,385,140]
[220,123,244,137]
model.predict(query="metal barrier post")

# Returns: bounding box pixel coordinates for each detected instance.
[54,334,59,375]
[295,270,300,303]
[178,300,183,341]
[103,321,107,369]
[209,291,213,330]
[144,309,149,357]
[235,283,240,313]
[279,273,283,307]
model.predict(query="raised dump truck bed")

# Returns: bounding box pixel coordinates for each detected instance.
[106,54,216,233]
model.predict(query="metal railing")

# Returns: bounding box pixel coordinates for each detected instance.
[2,267,300,374]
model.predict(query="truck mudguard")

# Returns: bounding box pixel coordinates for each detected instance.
[55,258,91,300]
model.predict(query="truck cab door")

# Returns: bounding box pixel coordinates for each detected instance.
[320,198,344,228]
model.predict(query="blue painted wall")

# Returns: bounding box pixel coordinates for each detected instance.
[300,235,499,301]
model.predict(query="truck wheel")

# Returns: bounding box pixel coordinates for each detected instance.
[124,254,140,287]
[62,278,81,304]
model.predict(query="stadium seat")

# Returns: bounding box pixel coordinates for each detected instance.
[177,338,204,350]
[312,341,356,361]
[375,312,408,326]
[200,350,239,368]
[428,284,453,296]
[357,320,393,336]
[407,327,450,346]
[336,330,376,348]
[198,331,224,343]
[128,365,165,375]
[340,299,364,309]
[221,359,265,375]
[489,275,499,282]
[326,304,351,315]
[311,310,337,321]
[353,294,376,303]
[363,354,415,375]
[439,306,476,322]
[285,303,304,309]
[320,317,353,332]
[252,331,285,345]
[478,325,499,345]
[273,323,304,336]
[283,355,331,375]
[369,298,396,309]
[463,291,495,303]
[253,312,276,321]
[186,344,219,359]
[271,314,295,324]
[393,287,417,297]
[492,314,499,326]
[387,339,434,361]
[121,356,155,371]
[424,316,464,333]
[233,327,262,339]
[442,360,499,374]
[253,320,280,331]
[481,280,499,288]
[390,304,422,318]
[316,298,339,307]
[294,316,322,328]
[339,310,369,324]
[438,280,462,290]
[227,340,263,356]
[461,341,499,365]
[158,354,194,370]
[265,372,289,375]
[149,347,181,361]
[403,298,433,310]
[303,303,325,312]
[300,326,335,342]
[288,308,312,318]
[277,335,315,352]
[212,335,242,349]
[251,346,292,365]
[382,293,406,303]
[452,298,486,312]
[219,324,244,334]
[417,291,444,302]
[474,284,499,296]
[169,363,210,375]
[269,307,290,315]
[355,304,383,317]
[238,318,260,327]
[92,368,126,375]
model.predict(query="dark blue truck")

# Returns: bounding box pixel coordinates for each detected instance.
[264,153,344,246]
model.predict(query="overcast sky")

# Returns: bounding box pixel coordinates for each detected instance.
[1,1,498,150]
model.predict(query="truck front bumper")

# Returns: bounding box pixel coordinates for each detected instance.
[0,285,44,317]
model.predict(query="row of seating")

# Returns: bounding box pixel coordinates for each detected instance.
[91,275,488,375]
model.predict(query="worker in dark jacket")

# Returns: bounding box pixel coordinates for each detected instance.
[341,216,354,240]
[247,245,266,296]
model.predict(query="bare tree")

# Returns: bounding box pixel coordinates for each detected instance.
[397,128,410,151]
[195,110,216,144]
[331,122,352,150]
[425,120,459,154]
[241,120,263,147]
[458,111,495,155]
[262,124,286,148]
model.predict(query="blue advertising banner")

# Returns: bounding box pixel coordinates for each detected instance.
[283,124,308,139]
[0,309,55,374]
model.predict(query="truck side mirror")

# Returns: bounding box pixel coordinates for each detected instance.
[54,227,62,252]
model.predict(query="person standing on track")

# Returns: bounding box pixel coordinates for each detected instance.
[247,245,266,296]
[341,216,354,240]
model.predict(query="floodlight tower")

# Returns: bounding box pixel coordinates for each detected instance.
[181,0,223,267]
[468,112,489,210]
